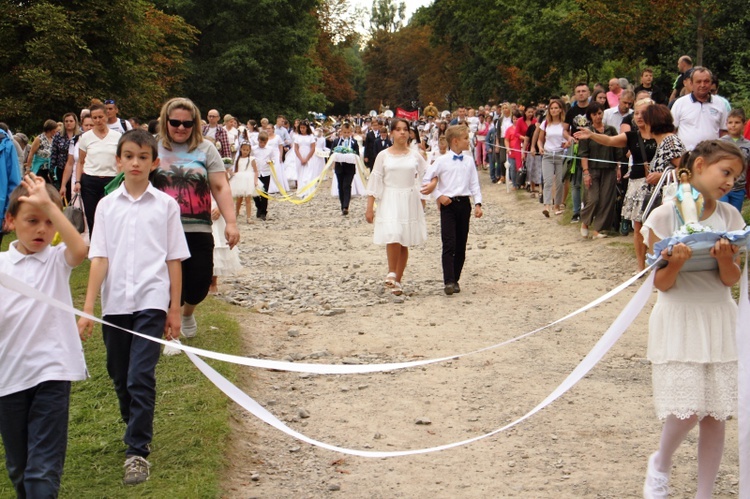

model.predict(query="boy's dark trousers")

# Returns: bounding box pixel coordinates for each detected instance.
[103,309,166,458]
[253,175,271,218]
[0,380,71,498]
[439,196,472,285]
[335,163,355,210]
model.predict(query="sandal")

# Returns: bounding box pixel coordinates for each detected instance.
[542,209,550,218]
[384,272,397,287]
[391,282,403,296]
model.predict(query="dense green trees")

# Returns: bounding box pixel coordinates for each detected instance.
[0,0,196,132]
[1,0,747,133]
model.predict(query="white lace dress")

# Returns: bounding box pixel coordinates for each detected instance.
[366,150,427,247]
[642,200,747,420]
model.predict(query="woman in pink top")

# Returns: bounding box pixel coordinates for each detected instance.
[474,113,491,169]
[504,111,524,189]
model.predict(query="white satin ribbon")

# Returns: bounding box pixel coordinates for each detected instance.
[184,269,657,457]
[0,265,652,374]
[738,256,749,498]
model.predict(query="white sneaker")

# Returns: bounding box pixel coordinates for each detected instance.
[181,314,198,338]
[643,452,669,499]
[163,340,182,356]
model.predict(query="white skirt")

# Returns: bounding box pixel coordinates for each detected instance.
[212,215,241,276]
[230,171,257,197]
[372,186,427,247]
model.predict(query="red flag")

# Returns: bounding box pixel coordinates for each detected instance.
[396,108,419,121]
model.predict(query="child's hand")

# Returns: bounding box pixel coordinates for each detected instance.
[18,173,53,210]
[661,242,692,266]
[78,317,94,341]
[710,237,738,263]
[164,309,181,340]
[437,195,452,206]
[211,207,220,221]
[365,208,374,224]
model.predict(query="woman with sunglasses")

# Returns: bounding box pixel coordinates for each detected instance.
[153,97,239,339]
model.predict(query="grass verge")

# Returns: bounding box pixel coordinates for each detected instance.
[0,234,242,498]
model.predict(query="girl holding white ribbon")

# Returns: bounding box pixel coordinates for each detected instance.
[640,140,747,498]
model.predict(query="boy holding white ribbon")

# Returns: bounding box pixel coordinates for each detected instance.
[78,130,189,485]
[0,174,88,497]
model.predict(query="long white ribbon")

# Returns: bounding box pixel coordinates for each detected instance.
[184,269,657,457]
[0,266,652,374]
[738,256,749,498]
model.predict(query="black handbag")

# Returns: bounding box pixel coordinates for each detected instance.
[64,194,85,233]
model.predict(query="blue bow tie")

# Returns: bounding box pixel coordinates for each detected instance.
[453,154,463,161]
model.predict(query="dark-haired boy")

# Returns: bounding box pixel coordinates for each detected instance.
[78,129,190,485]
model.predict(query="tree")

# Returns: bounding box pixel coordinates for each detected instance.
[370,0,406,33]
[154,0,327,120]
[0,0,196,132]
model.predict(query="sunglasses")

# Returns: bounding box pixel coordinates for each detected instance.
[168,119,195,128]
[104,99,116,105]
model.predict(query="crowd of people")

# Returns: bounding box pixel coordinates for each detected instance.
[0,54,749,498]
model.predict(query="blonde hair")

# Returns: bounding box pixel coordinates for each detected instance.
[158,97,204,152]
[445,124,468,146]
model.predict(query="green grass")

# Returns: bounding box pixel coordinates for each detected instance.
[0,233,242,498]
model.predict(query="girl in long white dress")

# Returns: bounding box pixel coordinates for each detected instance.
[264,124,289,194]
[365,118,427,296]
[294,121,317,196]
[229,142,258,223]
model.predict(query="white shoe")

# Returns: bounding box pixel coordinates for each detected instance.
[181,315,198,338]
[643,452,669,499]
[163,340,182,356]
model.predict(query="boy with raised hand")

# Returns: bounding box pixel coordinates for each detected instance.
[422,124,483,296]
[0,173,88,497]
[78,129,190,485]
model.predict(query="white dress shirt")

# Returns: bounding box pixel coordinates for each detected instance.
[424,150,482,205]
[89,183,190,315]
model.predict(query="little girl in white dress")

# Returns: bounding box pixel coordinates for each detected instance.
[229,142,258,223]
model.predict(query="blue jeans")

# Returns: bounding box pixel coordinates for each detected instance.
[507,158,518,187]
[487,151,497,181]
[103,309,166,458]
[720,189,745,213]
[0,380,71,498]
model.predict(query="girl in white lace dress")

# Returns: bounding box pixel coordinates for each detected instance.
[641,141,747,499]
[365,119,427,296]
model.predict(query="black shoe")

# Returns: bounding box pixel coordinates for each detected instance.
[570,214,580,223]
[259,214,267,221]
[342,208,349,216]
[453,282,461,293]
[444,283,455,295]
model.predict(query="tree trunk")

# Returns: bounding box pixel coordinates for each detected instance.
[695,5,704,66]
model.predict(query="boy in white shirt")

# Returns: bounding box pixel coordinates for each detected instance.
[251,131,277,221]
[422,125,483,295]
[0,174,88,497]
[78,129,190,485]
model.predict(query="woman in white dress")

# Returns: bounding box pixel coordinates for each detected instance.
[283,124,298,188]
[294,121,317,196]
[264,124,289,194]
[365,118,427,296]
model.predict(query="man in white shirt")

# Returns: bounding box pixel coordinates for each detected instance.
[603,89,634,131]
[104,99,133,134]
[671,67,728,151]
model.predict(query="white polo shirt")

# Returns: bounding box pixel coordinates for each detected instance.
[89,183,190,315]
[424,151,483,205]
[672,93,728,151]
[0,243,87,397]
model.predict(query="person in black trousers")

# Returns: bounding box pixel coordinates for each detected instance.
[421,124,483,295]
[328,123,360,215]
[363,119,391,171]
